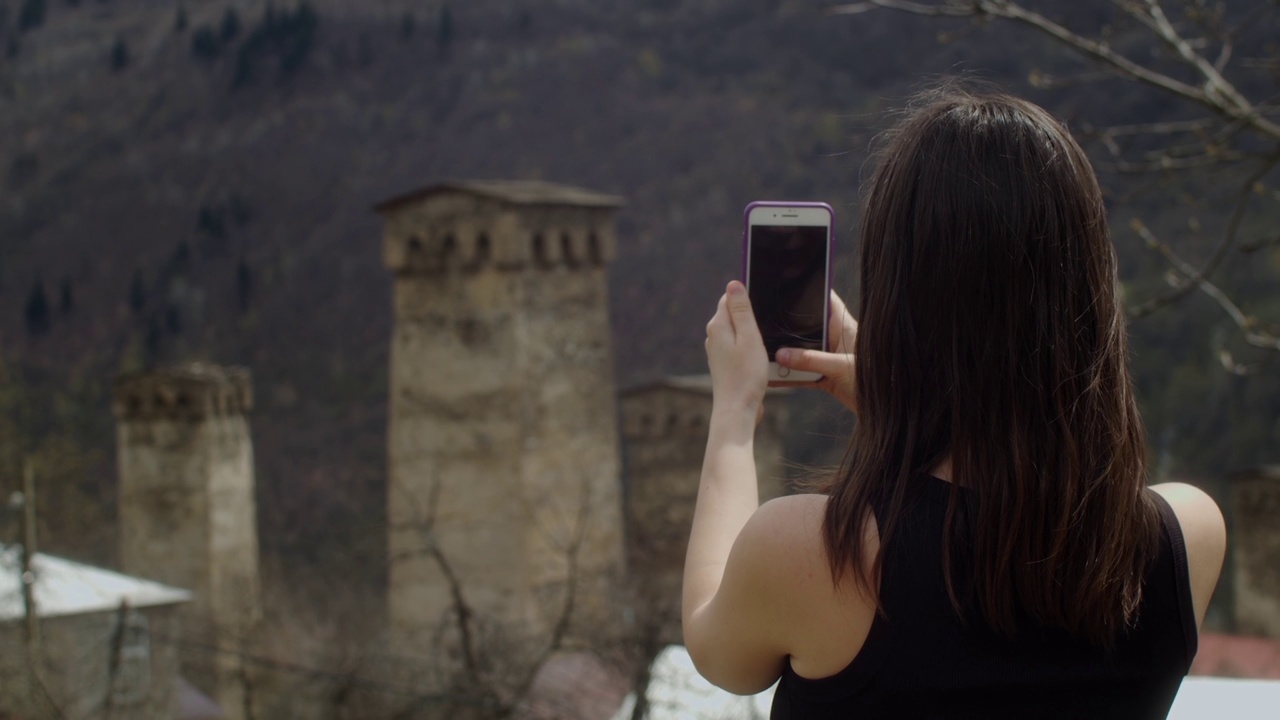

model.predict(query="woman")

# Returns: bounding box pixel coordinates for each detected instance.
[683,88,1226,718]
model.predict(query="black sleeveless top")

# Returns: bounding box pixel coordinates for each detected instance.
[771,475,1197,719]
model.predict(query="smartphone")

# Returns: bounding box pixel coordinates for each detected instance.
[742,201,833,383]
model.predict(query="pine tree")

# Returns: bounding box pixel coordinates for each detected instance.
[438,6,453,49]
[129,269,147,313]
[24,278,49,336]
[165,304,182,335]
[221,7,240,42]
[18,0,44,33]
[192,26,220,59]
[175,5,188,33]
[236,258,253,313]
[400,13,414,41]
[59,278,73,314]
[110,36,129,71]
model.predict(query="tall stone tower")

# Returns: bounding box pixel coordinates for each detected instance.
[376,181,627,670]
[113,364,261,720]
[619,376,790,645]
[1231,465,1280,638]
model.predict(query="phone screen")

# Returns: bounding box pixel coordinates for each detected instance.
[747,224,828,360]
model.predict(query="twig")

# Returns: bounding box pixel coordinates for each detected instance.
[1132,221,1280,351]
[1239,235,1280,254]
[1131,150,1280,315]
[1092,118,1218,138]
[1114,150,1247,174]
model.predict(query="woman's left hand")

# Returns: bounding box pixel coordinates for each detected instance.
[705,280,768,421]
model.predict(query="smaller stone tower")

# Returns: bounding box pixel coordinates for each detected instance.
[1231,466,1280,638]
[113,364,261,720]
[619,376,790,645]
[377,180,627,673]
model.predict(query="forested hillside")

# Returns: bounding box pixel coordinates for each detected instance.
[0,0,1276,621]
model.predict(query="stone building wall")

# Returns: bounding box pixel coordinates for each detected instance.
[0,606,183,720]
[379,182,626,679]
[1232,466,1280,638]
[620,377,791,646]
[113,364,261,719]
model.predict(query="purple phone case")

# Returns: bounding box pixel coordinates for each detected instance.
[742,201,836,353]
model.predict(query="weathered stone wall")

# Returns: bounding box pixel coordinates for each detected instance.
[383,187,625,681]
[620,379,790,646]
[1232,466,1280,638]
[113,365,261,720]
[0,606,183,720]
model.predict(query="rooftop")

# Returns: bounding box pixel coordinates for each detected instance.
[0,544,191,622]
[375,179,625,214]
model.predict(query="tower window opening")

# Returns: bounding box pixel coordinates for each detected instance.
[476,232,491,264]
[561,232,577,268]
[533,233,549,268]
[587,232,602,265]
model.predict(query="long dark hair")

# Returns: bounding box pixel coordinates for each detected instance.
[822,86,1162,649]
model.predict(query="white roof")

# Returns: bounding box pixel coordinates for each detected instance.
[612,645,1280,720]
[0,544,191,622]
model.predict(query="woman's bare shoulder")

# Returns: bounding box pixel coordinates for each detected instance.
[745,493,880,576]
[1150,482,1226,628]
[744,493,880,677]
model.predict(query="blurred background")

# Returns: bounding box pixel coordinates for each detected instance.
[1,1,1277,718]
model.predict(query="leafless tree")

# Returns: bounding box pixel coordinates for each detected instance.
[832,0,1280,360]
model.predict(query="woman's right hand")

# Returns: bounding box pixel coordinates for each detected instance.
[775,290,858,413]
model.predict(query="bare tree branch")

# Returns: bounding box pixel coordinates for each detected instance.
[1239,234,1280,253]
[829,0,1280,139]
[1114,150,1248,173]
[1092,118,1219,139]
[1133,220,1280,351]
[1130,150,1280,315]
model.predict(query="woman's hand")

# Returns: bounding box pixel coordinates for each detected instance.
[705,280,768,423]
[775,290,858,413]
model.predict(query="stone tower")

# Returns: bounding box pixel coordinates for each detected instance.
[1231,465,1280,638]
[376,180,627,667]
[113,364,261,720]
[619,376,790,645]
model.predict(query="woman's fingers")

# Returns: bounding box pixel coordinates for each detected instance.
[724,280,759,342]
[776,348,849,379]
[828,290,857,354]
[776,346,858,413]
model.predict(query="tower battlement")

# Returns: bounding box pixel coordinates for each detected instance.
[377,180,621,276]
[113,364,252,422]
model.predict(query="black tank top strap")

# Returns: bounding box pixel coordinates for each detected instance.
[1147,489,1200,668]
